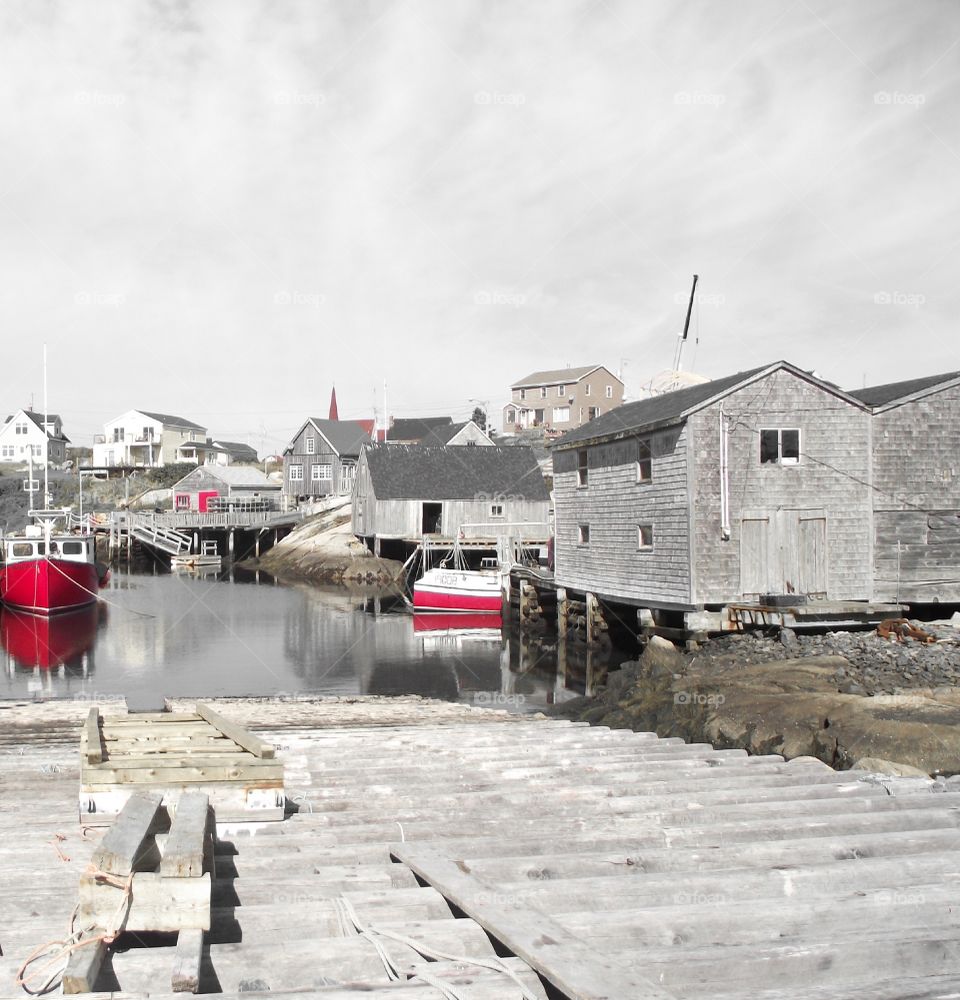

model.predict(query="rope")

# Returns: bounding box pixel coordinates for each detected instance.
[44,556,156,619]
[16,864,134,995]
[335,894,538,1000]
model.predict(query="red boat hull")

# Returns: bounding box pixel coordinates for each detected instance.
[0,559,100,614]
[413,613,503,632]
[412,589,502,612]
[0,604,100,669]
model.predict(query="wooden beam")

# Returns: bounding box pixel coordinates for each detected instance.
[393,845,674,1000]
[91,790,164,876]
[79,871,211,932]
[161,792,209,878]
[195,702,275,759]
[171,927,204,993]
[84,706,102,764]
[62,933,107,994]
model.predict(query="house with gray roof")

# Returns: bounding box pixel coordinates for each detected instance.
[503,364,624,434]
[552,361,881,626]
[283,417,372,501]
[0,409,69,466]
[171,464,281,513]
[92,409,207,468]
[352,444,550,556]
[849,369,960,602]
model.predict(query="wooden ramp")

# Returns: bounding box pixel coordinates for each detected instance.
[5,704,960,997]
[80,703,284,825]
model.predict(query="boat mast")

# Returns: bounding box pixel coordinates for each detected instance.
[42,343,51,552]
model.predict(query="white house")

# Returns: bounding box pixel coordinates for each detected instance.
[0,409,69,466]
[92,410,207,468]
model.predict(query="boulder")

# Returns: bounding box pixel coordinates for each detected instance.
[851,757,931,778]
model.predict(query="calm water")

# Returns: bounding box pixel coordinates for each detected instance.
[0,568,630,710]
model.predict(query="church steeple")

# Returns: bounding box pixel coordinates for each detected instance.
[328,385,339,421]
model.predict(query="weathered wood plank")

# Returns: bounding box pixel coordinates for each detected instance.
[78,872,211,932]
[82,762,284,784]
[84,707,102,764]
[171,928,204,993]
[394,845,673,1000]
[196,702,275,759]
[62,933,107,994]
[91,790,164,876]
[160,791,209,878]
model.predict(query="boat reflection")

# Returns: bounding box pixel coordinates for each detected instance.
[0,603,104,673]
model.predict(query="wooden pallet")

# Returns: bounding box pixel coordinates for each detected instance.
[80,703,284,825]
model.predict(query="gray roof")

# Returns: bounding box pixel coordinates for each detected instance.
[512,365,617,388]
[364,444,549,501]
[211,439,259,462]
[388,417,453,441]
[139,410,207,431]
[848,371,960,408]
[5,410,70,442]
[420,421,472,445]
[307,418,372,457]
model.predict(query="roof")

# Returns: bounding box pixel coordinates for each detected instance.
[4,410,70,442]
[363,445,549,501]
[210,440,259,462]
[553,361,866,449]
[138,410,207,431]
[306,418,372,457]
[848,370,960,409]
[512,365,621,389]
[419,421,482,446]
[173,465,277,489]
[388,417,453,442]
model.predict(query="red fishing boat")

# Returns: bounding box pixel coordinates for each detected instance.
[0,602,100,669]
[0,520,107,614]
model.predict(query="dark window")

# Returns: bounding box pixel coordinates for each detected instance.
[578,524,590,544]
[637,438,652,482]
[62,541,84,555]
[760,428,801,465]
[638,524,654,549]
[577,449,588,487]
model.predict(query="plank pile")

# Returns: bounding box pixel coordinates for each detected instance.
[80,703,284,824]
[64,789,214,994]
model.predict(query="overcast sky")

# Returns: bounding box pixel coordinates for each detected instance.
[1,0,957,453]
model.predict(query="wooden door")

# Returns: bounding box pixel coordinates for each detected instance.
[797,514,828,596]
[740,517,770,596]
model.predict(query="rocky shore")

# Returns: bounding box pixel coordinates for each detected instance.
[552,620,960,776]
[241,499,403,586]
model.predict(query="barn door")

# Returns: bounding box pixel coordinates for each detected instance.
[740,517,770,596]
[797,514,827,596]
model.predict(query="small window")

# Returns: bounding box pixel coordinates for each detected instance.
[175,494,190,510]
[506,408,516,423]
[578,524,590,545]
[588,407,600,420]
[558,384,566,396]
[62,540,84,555]
[638,524,654,549]
[637,438,652,482]
[577,449,588,487]
[289,464,304,481]
[540,386,547,398]
[585,383,591,396]
[306,437,315,454]
[760,429,801,465]
[12,542,33,557]
[606,385,613,398]
[490,503,504,518]
[520,388,526,400]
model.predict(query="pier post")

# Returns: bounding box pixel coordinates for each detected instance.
[255,531,261,558]
[556,588,568,636]
[229,530,234,555]
[585,592,596,645]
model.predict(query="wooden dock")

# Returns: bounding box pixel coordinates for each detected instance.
[2,697,959,998]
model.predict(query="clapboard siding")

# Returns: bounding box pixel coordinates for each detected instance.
[284,425,352,498]
[690,371,872,603]
[554,425,691,604]
[870,386,960,601]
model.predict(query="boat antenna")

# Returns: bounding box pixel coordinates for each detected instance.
[672,274,699,372]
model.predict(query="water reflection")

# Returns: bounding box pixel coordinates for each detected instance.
[0,569,631,707]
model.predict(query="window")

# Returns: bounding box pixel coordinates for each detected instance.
[142,426,153,440]
[588,407,600,420]
[306,437,315,454]
[62,540,84,555]
[175,494,190,510]
[637,438,652,482]
[584,383,591,396]
[605,385,613,399]
[490,503,504,518]
[113,427,124,442]
[540,386,547,398]
[558,384,566,396]
[312,464,332,481]
[760,428,800,465]
[578,523,590,545]
[553,406,570,423]
[12,543,33,557]
[289,464,304,481]
[506,408,516,424]
[577,448,588,487]
[638,524,654,549]
[1,446,12,458]
[15,422,27,435]
[520,388,526,400]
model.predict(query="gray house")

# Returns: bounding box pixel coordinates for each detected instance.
[850,370,960,603]
[171,465,281,512]
[283,418,372,501]
[353,444,550,556]
[552,361,875,623]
